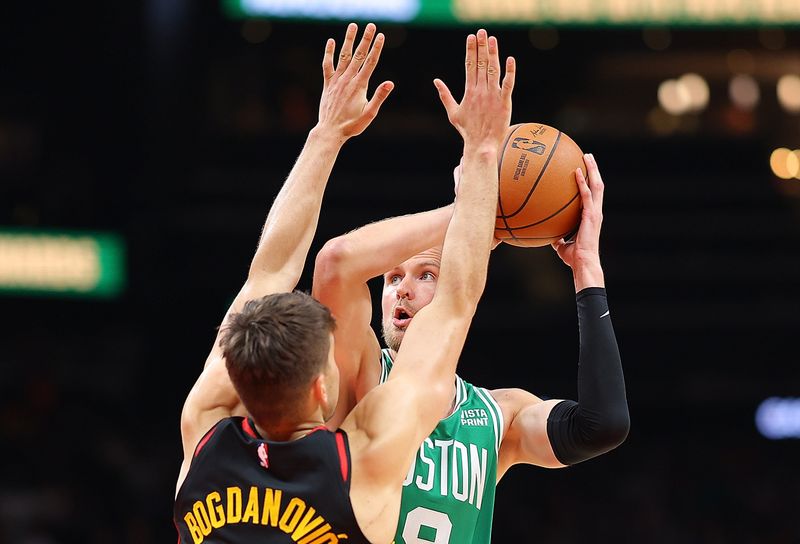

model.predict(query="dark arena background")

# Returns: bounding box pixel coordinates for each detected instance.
[2,2,800,543]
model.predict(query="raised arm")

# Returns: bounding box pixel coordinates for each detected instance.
[312,203,454,426]
[177,23,394,492]
[496,153,630,475]
[342,30,515,539]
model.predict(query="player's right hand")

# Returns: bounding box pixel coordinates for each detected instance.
[316,23,394,142]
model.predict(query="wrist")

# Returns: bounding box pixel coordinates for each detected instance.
[573,259,605,292]
[462,141,500,160]
[308,124,348,149]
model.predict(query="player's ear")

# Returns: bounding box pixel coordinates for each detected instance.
[312,373,329,407]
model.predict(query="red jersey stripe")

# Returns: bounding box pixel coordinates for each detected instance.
[335,431,348,482]
[242,418,258,438]
[193,426,219,458]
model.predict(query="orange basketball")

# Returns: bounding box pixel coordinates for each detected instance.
[496,123,585,247]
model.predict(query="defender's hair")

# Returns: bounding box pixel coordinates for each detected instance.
[220,291,336,424]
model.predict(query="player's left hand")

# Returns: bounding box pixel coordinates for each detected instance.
[552,153,603,269]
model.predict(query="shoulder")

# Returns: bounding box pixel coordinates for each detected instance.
[488,388,544,438]
[489,388,543,415]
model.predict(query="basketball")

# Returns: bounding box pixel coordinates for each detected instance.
[495,123,585,247]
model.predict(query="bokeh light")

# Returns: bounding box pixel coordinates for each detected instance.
[679,73,710,112]
[729,74,760,111]
[658,79,691,115]
[642,27,671,51]
[777,74,800,113]
[529,27,559,50]
[770,147,800,179]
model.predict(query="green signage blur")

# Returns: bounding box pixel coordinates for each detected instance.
[223,0,800,26]
[0,229,126,298]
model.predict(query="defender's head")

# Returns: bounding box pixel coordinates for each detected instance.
[381,247,442,352]
[220,292,338,427]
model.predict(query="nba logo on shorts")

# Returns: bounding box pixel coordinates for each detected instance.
[511,137,546,155]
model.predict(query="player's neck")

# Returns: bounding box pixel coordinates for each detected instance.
[252,415,327,442]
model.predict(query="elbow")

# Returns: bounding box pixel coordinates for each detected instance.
[314,237,355,285]
[594,404,630,452]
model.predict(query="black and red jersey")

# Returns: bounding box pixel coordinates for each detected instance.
[174,417,369,544]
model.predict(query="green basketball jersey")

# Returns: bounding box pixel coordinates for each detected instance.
[379,349,503,544]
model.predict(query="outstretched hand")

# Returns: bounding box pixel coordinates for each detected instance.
[317,23,394,142]
[433,29,515,150]
[552,153,605,286]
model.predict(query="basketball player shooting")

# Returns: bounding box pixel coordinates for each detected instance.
[174,24,516,544]
[313,42,631,544]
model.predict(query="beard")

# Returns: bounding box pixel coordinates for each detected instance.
[381,321,404,352]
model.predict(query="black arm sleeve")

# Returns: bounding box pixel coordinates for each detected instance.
[546,287,630,465]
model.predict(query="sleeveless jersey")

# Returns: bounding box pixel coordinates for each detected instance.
[379,349,503,544]
[174,416,369,544]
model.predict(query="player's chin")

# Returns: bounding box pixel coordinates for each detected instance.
[382,325,404,352]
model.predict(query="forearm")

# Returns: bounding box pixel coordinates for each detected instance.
[321,203,454,281]
[249,127,344,282]
[546,287,629,465]
[437,146,497,309]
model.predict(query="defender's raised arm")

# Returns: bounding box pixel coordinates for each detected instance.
[176,23,393,495]
[340,30,515,543]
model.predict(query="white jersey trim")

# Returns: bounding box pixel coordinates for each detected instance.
[474,387,504,456]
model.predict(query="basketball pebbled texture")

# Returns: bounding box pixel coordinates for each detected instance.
[495,123,585,248]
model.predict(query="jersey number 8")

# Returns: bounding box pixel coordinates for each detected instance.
[401,506,453,544]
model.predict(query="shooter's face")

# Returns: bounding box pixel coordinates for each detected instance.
[380,247,442,352]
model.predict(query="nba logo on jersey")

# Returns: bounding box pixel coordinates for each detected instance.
[257,443,269,469]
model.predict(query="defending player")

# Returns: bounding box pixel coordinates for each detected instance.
[174,25,516,543]
[314,105,630,544]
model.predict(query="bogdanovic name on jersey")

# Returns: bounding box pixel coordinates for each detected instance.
[460,408,489,427]
[402,437,489,510]
[182,486,348,544]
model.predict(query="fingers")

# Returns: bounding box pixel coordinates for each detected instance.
[476,29,489,87]
[575,165,593,211]
[322,38,335,83]
[487,36,501,87]
[361,81,395,123]
[345,23,377,77]
[335,23,358,74]
[464,33,477,89]
[433,78,458,118]
[584,153,604,209]
[354,32,385,84]
[501,56,516,102]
